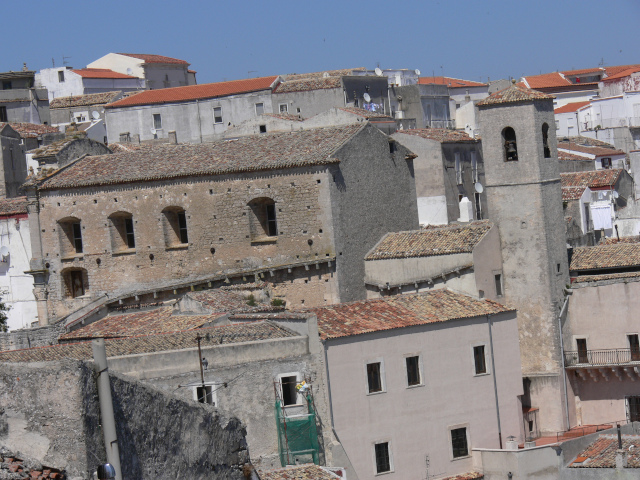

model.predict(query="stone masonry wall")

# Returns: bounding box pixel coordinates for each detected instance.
[0,323,64,352]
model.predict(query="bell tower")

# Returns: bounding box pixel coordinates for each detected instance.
[478,82,569,434]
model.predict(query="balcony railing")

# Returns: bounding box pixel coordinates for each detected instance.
[565,348,640,367]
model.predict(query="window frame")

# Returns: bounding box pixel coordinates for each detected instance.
[62,268,88,299]
[153,113,162,130]
[502,126,518,162]
[448,424,471,460]
[494,272,503,297]
[454,152,462,185]
[276,372,302,407]
[109,212,136,253]
[58,217,83,257]
[58,70,65,83]
[213,106,223,124]
[248,197,278,242]
[628,334,640,361]
[372,440,394,475]
[279,103,289,114]
[188,381,218,406]
[162,207,189,248]
[255,102,264,115]
[404,354,423,388]
[472,344,489,376]
[365,359,386,395]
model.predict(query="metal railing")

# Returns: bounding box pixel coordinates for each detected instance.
[565,348,640,367]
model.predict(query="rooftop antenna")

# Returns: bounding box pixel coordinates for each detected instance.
[51,58,55,68]
[62,55,71,66]
[247,70,257,78]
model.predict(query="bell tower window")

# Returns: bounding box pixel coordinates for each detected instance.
[542,123,551,158]
[502,127,518,161]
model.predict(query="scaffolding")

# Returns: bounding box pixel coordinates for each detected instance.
[274,378,320,467]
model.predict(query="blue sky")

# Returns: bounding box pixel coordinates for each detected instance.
[5,0,640,84]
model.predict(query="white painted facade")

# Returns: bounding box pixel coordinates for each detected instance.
[36,67,144,101]
[0,214,36,330]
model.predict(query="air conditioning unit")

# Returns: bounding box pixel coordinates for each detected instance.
[395,111,404,119]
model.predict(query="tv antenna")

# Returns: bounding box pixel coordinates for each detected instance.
[51,58,55,68]
[247,70,257,78]
[62,55,71,66]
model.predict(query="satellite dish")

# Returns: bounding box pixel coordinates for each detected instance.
[374,68,383,77]
[150,128,157,135]
[613,191,619,199]
[0,246,9,261]
[322,72,330,78]
[415,69,421,76]
[363,93,371,103]
[92,111,100,120]
[126,68,133,75]
[474,182,484,194]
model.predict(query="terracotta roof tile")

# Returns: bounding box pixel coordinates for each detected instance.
[338,107,393,119]
[263,113,304,122]
[396,128,477,143]
[440,472,484,480]
[117,53,189,65]
[308,289,514,340]
[0,122,59,138]
[477,83,554,106]
[554,101,591,114]
[284,68,365,81]
[184,289,282,314]
[570,435,640,468]
[72,68,137,79]
[106,76,278,108]
[602,67,640,82]
[522,72,572,89]
[36,125,362,190]
[558,151,591,161]
[0,321,294,362]
[560,170,622,189]
[570,243,640,271]
[602,236,640,245]
[31,137,102,159]
[562,186,587,201]
[418,76,487,88]
[557,136,614,147]
[273,76,341,93]
[0,196,28,216]
[259,464,340,480]
[558,141,625,157]
[50,91,122,109]
[365,222,492,260]
[572,271,640,284]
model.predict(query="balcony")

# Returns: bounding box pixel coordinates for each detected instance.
[565,348,640,382]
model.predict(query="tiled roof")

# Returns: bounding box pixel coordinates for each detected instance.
[396,128,476,143]
[0,451,66,479]
[418,76,487,88]
[273,77,341,93]
[59,306,219,341]
[570,243,640,271]
[106,76,278,108]
[562,186,587,201]
[440,473,484,480]
[554,101,591,114]
[310,289,514,340]
[0,196,28,216]
[263,113,304,122]
[558,141,625,157]
[365,221,492,260]
[0,122,59,138]
[602,67,640,82]
[572,271,640,284]
[338,107,393,119]
[72,68,137,79]
[50,91,122,109]
[117,53,189,65]
[522,72,572,89]
[557,136,615,147]
[570,435,640,468]
[183,289,282,314]
[0,321,294,363]
[603,236,640,245]
[560,170,622,189]
[31,137,94,159]
[37,125,362,190]
[558,151,591,161]
[107,142,148,153]
[603,64,640,77]
[563,67,603,76]
[259,464,340,480]
[284,67,365,82]
[477,82,554,106]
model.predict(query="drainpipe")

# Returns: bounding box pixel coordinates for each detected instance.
[558,290,572,431]
[92,338,123,480]
[487,314,503,449]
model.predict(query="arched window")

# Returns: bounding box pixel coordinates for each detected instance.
[58,216,83,257]
[248,197,278,240]
[542,123,551,158]
[162,207,188,247]
[108,211,135,252]
[502,127,518,161]
[62,267,88,298]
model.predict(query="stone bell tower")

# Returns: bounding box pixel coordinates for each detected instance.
[478,82,570,434]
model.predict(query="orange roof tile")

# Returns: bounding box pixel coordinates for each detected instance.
[558,141,625,157]
[561,170,622,189]
[562,186,587,201]
[418,76,487,88]
[117,53,189,65]
[72,68,137,79]
[570,243,640,271]
[554,101,590,114]
[0,122,59,138]
[522,72,571,89]
[106,76,278,108]
[0,196,28,216]
[558,151,591,161]
[602,66,640,82]
[396,128,477,143]
[259,464,340,480]
[477,83,554,106]
[569,435,640,468]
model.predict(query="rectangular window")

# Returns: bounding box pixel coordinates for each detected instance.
[266,204,277,237]
[213,107,223,124]
[280,375,298,406]
[374,442,391,474]
[255,102,264,115]
[70,270,84,298]
[629,334,640,361]
[153,114,162,129]
[601,158,612,169]
[2,81,11,90]
[451,427,469,458]
[406,356,421,386]
[177,212,188,244]
[494,274,503,297]
[279,103,289,114]
[125,217,135,249]
[474,192,482,220]
[72,222,83,253]
[367,362,383,393]
[259,125,267,134]
[577,338,588,363]
[455,152,462,185]
[0,106,7,122]
[473,345,487,375]
[196,385,214,404]
[628,396,640,422]
[58,70,65,82]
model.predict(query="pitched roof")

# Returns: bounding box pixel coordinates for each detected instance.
[477,82,554,106]
[273,76,341,93]
[72,68,137,79]
[31,137,99,159]
[572,271,640,284]
[560,170,622,189]
[521,72,572,89]
[558,151,591,161]
[259,464,340,480]
[106,76,278,108]
[396,128,477,143]
[309,289,514,340]
[0,122,59,138]
[602,66,640,82]
[570,243,640,271]
[284,67,365,82]
[418,76,487,88]
[0,321,294,362]
[36,125,363,190]
[183,289,282,315]
[50,91,122,109]
[554,101,590,114]
[602,64,640,77]
[365,222,492,261]
[558,141,625,157]
[263,113,304,122]
[0,196,28,216]
[117,53,189,65]
[570,435,640,468]
[563,67,603,76]
[562,186,587,201]
[338,107,393,119]
[557,136,617,147]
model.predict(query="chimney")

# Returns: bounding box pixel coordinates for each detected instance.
[168,130,178,144]
[119,132,131,143]
[22,63,28,72]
